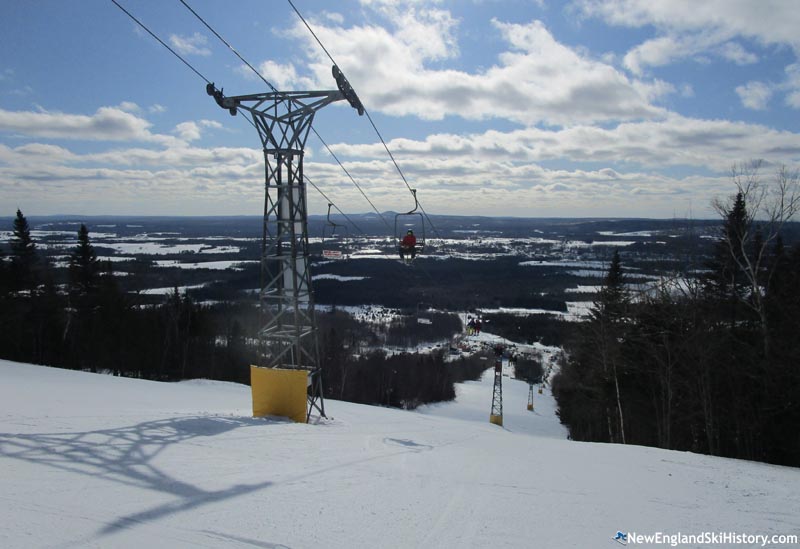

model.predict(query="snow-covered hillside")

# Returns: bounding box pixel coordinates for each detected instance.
[1,359,798,548]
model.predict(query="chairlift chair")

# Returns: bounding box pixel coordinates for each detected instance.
[395,189,425,263]
[322,203,349,260]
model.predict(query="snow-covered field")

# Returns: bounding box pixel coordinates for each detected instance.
[2,360,799,548]
[140,283,212,296]
[154,260,257,271]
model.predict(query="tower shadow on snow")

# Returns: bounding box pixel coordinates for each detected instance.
[0,415,274,537]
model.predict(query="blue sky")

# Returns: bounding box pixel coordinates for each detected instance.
[1,0,798,218]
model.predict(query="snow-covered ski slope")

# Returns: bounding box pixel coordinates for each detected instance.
[2,359,799,549]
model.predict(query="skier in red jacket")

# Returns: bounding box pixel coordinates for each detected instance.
[399,229,417,260]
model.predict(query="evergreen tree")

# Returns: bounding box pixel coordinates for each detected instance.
[10,209,38,291]
[64,225,102,371]
[68,224,100,299]
[592,249,628,321]
[555,250,630,444]
[705,192,749,306]
[92,261,130,375]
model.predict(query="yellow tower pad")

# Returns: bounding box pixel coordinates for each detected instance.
[251,366,309,423]
[489,414,503,426]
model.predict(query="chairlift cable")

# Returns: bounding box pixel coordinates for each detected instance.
[110,0,212,86]
[305,175,365,234]
[287,0,337,72]
[362,111,442,240]
[312,131,394,235]
[177,0,279,94]
[286,0,443,241]
[110,0,358,237]
[178,0,393,236]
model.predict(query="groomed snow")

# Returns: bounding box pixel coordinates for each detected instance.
[1,360,798,548]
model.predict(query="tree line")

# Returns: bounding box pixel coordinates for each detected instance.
[0,212,474,410]
[0,209,258,383]
[553,164,800,466]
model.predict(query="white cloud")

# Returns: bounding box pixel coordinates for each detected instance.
[324,115,800,172]
[731,63,800,110]
[576,0,799,74]
[622,31,739,75]
[624,35,687,75]
[83,146,261,168]
[174,121,202,142]
[0,135,264,216]
[298,155,729,218]
[0,143,78,165]
[736,81,773,110]
[116,101,141,113]
[322,11,344,24]
[574,0,800,50]
[149,104,167,114]
[0,118,788,218]
[0,106,175,145]
[247,60,316,90]
[784,64,800,109]
[716,42,758,65]
[168,32,211,56]
[173,120,223,142]
[286,11,666,125]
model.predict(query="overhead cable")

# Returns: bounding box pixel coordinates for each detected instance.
[109,0,355,233]
[178,0,394,234]
[110,0,211,85]
[177,0,279,94]
[305,175,364,234]
[286,0,443,240]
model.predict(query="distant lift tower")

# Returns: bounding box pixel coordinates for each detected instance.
[490,347,504,426]
[207,66,364,422]
[527,382,535,411]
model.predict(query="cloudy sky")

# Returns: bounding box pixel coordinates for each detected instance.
[1,0,799,219]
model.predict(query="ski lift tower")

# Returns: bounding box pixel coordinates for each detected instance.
[490,346,504,426]
[207,66,363,422]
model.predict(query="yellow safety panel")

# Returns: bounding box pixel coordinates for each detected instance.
[527,403,534,411]
[489,414,503,426]
[251,366,308,423]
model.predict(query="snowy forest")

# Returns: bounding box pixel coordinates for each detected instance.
[554,167,800,466]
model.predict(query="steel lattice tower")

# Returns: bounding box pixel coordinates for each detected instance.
[490,350,504,426]
[207,68,363,421]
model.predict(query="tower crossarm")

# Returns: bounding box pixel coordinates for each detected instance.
[220,90,343,118]
[207,87,346,152]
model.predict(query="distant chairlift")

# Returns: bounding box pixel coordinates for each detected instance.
[322,203,349,260]
[395,189,425,263]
